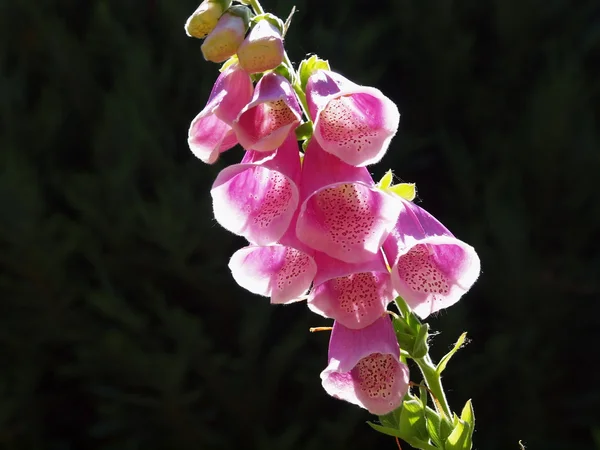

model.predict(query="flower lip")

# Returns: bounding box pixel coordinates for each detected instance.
[306,69,400,167]
[320,317,409,415]
[383,199,481,318]
[232,72,302,152]
[296,180,401,263]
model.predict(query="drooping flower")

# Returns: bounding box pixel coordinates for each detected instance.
[308,251,394,329]
[228,214,317,304]
[383,199,481,319]
[296,140,401,263]
[306,70,400,167]
[237,19,285,74]
[211,133,301,245]
[201,6,250,63]
[232,72,302,152]
[188,63,253,164]
[321,316,409,415]
[184,0,232,39]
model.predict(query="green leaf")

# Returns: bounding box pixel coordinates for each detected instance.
[436,332,468,375]
[446,421,472,450]
[298,55,330,91]
[367,423,435,450]
[295,121,313,141]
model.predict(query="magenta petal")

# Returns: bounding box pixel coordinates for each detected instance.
[211,134,301,245]
[229,244,317,304]
[308,252,394,329]
[296,181,401,263]
[187,64,253,164]
[383,199,481,318]
[188,113,238,163]
[306,70,400,167]
[320,317,409,415]
[233,73,302,152]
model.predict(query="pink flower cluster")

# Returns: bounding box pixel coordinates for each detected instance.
[188,63,481,415]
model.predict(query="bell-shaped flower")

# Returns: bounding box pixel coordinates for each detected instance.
[305,70,400,167]
[383,199,481,319]
[232,72,302,152]
[228,215,317,304]
[201,6,250,63]
[211,133,301,245]
[237,19,285,74]
[188,63,253,164]
[308,251,394,330]
[184,0,232,39]
[296,140,401,263]
[321,316,409,415]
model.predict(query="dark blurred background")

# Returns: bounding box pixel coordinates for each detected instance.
[1,0,599,449]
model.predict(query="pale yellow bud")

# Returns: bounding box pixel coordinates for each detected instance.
[201,9,248,63]
[237,20,284,74]
[184,0,231,39]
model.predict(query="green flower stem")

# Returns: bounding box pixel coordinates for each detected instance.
[414,354,452,419]
[247,0,311,121]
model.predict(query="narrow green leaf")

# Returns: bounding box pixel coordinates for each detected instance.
[445,415,472,450]
[460,400,475,445]
[436,332,467,375]
[424,407,444,448]
[412,323,430,358]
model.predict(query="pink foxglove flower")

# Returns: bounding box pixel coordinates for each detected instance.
[228,216,317,304]
[296,140,401,263]
[306,70,400,167]
[237,19,285,74]
[211,133,301,245]
[383,199,481,319]
[308,251,394,329]
[232,72,302,152]
[188,63,253,164]
[201,6,249,63]
[321,316,409,415]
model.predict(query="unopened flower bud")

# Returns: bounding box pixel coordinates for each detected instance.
[237,19,284,73]
[184,0,232,39]
[201,6,251,63]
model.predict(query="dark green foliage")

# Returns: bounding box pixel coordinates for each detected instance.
[1,0,599,449]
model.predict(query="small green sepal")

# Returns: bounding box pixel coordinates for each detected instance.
[251,13,285,33]
[219,55,239,72]
[226,5,254,23]
[295,121,313,141]
[273,63,293,82]
[377,170,394,189]
[298,55,331,91]
[390,182,417,201]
